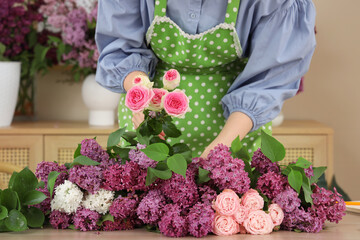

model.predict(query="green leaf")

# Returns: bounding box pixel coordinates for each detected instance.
[0,189,17,211]
[22,190,47,206]
[310,166,327,185]
[295,157,312,169]
[36,181,45,189]
[21,207,44,228]
[172,143,192,162]
[148,118,162,135]
[145,168,158,186]
[107,127,126,148]
[122,131,138,145]
[0,206,8,220]
[139,121,151,137]
[260,130,286,162]
[167,154,187,178]
[155,161,169,171]
[141,143,169,161]
[231,136,242,154]
[97,214,114,226]
[74,144,82,158]
[234,148,251,162]
[71,155,101,167]
[302,176,313,205]
[5,210,27,232]
[0,219,10,232]
[12,168,38,203]
[288,168,303,193]
[47,171,61,198]
[136,127,150,145]
[150,168,172,180]
[8,171,18,189]
[112,147,131,160]
[198,167,210,184]
[162,121,181,138]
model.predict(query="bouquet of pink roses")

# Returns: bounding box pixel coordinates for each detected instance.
[27,68,346,237]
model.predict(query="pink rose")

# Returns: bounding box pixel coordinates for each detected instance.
[163,69,180,90]
[268,204,284,226]
[212,214,240,236]
[241,189,264,212]
[234,205,249,224]
[132,75,153,88]
[162,89,190,118]
[148,88,168,111]
[125,85,155,113]
[243,210,274,235]
[213,189,241,216]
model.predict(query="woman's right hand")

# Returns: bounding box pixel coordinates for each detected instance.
[132,111,145,129]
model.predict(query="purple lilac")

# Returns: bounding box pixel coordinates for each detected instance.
[109,195,139,219]
[129,143,157,169]
[282,208,325,233]
[251,148,280,174]
[312,185,346,223]
[49,210,72,229]
[35,161,67,186]
[187,202,215,238]
[73,208,101,231]
[68,165,102,194]
[102,218,135,231]
[304,165,314,178]
[273,187,301,213]
[198,185,217,204]
[136,190,166,225]
[62,8,87,47]
[202,144,250,194]
[256,171,289,200]
[161,169,199,209]
[158,204,188,237]
[80,138,110,163]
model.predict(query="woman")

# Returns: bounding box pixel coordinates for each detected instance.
[95,0,316,158]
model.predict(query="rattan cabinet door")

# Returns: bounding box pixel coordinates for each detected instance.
[44,135,109,165]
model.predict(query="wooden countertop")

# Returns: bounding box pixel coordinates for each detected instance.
[0,120,333,135]
[0,212,358,240]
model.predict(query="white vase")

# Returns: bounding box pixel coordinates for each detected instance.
[0,62,21,127]
[81,74,120,126]
[272,111,284,127]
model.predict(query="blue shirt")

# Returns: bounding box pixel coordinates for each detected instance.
[95,0,316,131]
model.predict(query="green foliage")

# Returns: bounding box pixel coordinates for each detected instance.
[141,143,169,162]
[0,168,46,232]
[0,43,9,61]
[107,127,127,148]
[260,130,286,162]
[70,156,101,168]
[167,154,187,178]
[97,214,114,226]
[197,167,211,184]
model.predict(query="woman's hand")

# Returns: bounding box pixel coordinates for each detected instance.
[200,112,253,159]
[132,112,145,129]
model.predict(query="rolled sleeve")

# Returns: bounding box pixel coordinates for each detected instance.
[95,0,158,93]
[222,0,316,131]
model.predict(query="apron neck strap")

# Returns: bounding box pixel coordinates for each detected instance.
[154,0,168,17]
[224,0,241,26]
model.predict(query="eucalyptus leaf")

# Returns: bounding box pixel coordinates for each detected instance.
[23,190,47,206]
[21,207,44,228]
[167,154,187,178]
[260,130,286,162]
[47,171,61,198]
[310,167,327,185]
[1,189,18,211]
[73,144,81,158]
[141,143,169,162]
[70,155,101,167]
[288,168,303,193]
[5,210,27,232]
[107,127,126,148]
[162,121,181,138]
[0,206,8,220]
[198,167,211,184]
[295,157,312,169]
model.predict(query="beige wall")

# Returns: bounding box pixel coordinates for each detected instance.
[283,0,360,199]
[35,0,360,199]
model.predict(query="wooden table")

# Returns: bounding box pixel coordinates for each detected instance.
[1,212,359,240]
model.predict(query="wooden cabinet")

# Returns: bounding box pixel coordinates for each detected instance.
[0,120,333,187]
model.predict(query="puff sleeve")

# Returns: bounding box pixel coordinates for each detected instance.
[95,0,158,93]
[221,0,316,131]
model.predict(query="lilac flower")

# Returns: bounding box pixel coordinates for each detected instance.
[158,204,188,237]
[251,148,280,174]
[198,185,217,204]
[102,218,135,231]
[187,202,214,238]
[256,171,289,199]
[161,169,199,209]
[68,165,102,194]
[80,138,110,163]
[73,208,101,231]
[129,143,157,169]
[273,187,301,213]
[49,210,72,229]
[109,194,139,219]
[137,190,166,225]
[282,208,325,233]
[304,165,314,178]
[35,161,67,186]
[201,144,250,194]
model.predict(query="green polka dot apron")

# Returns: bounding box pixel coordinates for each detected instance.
[118,0,272,157]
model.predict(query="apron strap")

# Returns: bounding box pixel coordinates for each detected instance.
[224,0,241,26]
[154,0,167,17]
